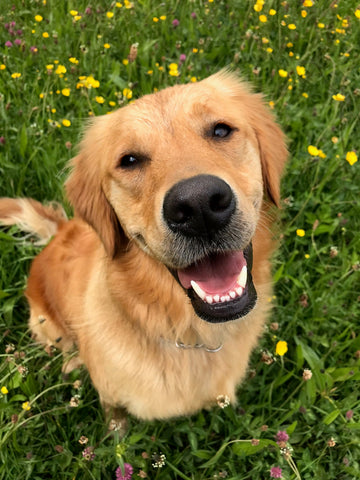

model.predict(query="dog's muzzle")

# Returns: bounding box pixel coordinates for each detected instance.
[163,175,257,323]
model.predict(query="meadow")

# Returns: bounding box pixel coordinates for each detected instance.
[0,0,359,478]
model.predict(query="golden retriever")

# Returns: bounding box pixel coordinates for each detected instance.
[0,71,287,422]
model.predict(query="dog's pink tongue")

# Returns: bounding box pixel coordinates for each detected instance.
[177,251,246,294]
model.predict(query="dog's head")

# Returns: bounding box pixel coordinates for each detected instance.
[66,70,287,324]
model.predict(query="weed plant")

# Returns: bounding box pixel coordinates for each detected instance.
[0,1,359,479]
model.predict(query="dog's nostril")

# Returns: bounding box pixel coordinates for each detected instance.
[172,203,193,224]
[209,192,232,212]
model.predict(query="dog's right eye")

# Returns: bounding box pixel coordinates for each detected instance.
[119,154,140,168]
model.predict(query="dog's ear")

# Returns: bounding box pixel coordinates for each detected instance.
[66,152,126,258]
[247,96,288,207]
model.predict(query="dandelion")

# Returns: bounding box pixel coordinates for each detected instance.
[332,93,345,101]
[1,386,8,395]
[152,452,166,468]
[346,151,358,165]
[278,69,288,78]
[296,229,305,237]
[62,119,71,127]
[115,463,133,480]
[22,401,31,411]
[216,394,230,408]
[302,368,312,381]
[308,145,319,156]
[34,15,43,22]
[61,88,70,97]
[275,340,288,356]
[270,466,283,478]
[11,72,21,79]
[82,446,95,461]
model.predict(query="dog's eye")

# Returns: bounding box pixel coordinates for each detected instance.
[213,123,233,139]
[119,154,140,168]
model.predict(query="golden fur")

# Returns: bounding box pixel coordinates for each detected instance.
[0,71,287,421]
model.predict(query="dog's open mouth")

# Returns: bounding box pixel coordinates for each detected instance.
[175,244,257,323]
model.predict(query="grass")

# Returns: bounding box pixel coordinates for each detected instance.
[0,0,359,479]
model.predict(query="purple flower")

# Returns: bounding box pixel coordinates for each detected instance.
[85,6,92,15]
[191,12,197,19]
[10,21,16,28]
[16,29,23,36]
[14,38,22,45]
[5,41,13,47]
[82,446,95,461]
[172,19,180,27]
[270,466,283,478]
[179,54,186,62]
[275,430,289,444]
[0,137,5,145]
[346,410,354,420]
[115,463,133,480]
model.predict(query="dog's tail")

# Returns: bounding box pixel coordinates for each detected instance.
[0,198,67,245]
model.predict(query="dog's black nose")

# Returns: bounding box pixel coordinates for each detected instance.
[163,174,236,237]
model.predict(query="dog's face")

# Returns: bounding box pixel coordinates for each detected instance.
[66,71,287,324]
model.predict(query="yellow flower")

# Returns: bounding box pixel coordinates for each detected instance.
[296,65,306,76]
[318,22,325,28]
[69,10,78,16]
[62,119,71,127]
[123,88,133,99]
[190,76,197,83]
[55,65,66,75]
[95,96,105,104]
[331,136,338,144]
[268,100,275,109]
[106,11,114,18]
[0,64,6,70]
[193,48,198,53]
[355,9,360,19]
[109,101,116,107]
[46,64,54,70]
[34,14,43,22]
[304,254,310,259]
[169,63,179,76]
[303,0,313,6]
[346,151,358,166]
[116,2,123,7]
[42,32,49,38]
[259,15,267,23]
[278,69,288,78]
[124,0,133,7]
[160,15,166,20]
[104,43,111,49]
[22,401,31,411]
[69,57,78,64]
[254,3,263,12]
[318,149,326,159]
[332,93,345,101]
[288,23,296,30]
[61,88,70,97]
[74,15,82,21]
[275,341,288,356]
[302,92,309,98]
[51,108,56,113]
[269,9,276,15]
[39,93,44,99]
[267,48,273,53]
[296,229,305,237]
[122,59,129,65]
[301,10,307,17]
[308,145,319,156]
[153,17,159,22]
[11,72,21,79]
[1,386,8,395]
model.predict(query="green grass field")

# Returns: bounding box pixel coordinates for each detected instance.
[0,1,359,479]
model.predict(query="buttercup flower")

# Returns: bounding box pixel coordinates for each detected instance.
[332,93,345,101]
[1,386,8,394]
[296,229,305,237]
[296,65,306,77]
[275,340,288,356]
[278,69,288,78]
[259,15,267,23]
[11,72,21,79]
[22,401,31,411]
[308,145,319,156]
[34,15,43,22]
[346,151,358,165]
[61,88,70,97]
[62,119,71,127]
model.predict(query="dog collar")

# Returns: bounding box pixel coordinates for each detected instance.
[175,339,223,353]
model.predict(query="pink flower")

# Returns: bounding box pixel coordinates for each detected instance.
[0,137,5,145]
[5,41,13,47]
[275,430,289,444]
[172,19,180,27]
[14,38,22,45]
[346,410,354,420]
[179,54,186,62]
[270,466,283,478]
[115,463,133,480]
[82,446,95,461]
[191,12,197,19]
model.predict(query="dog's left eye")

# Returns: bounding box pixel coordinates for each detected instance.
[119,154,140,168]
[213,123,233,139]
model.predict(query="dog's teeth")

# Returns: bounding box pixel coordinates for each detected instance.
[229,291,236,299]
[220,296,227,303]
[213,295,220,302]
[190,280,206,300]
[225,295,230,302]
[235,286,243,296]
[205,295,213,304]
[237,266,247,289]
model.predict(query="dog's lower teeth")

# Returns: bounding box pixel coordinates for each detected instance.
[229,291,236,299]
[205,295,213,304]
[190,274,246,304]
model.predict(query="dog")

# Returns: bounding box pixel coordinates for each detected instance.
[0,70,287,422]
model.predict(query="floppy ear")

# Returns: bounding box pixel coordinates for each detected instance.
[66,153,126,258]
[249,97,288,207]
